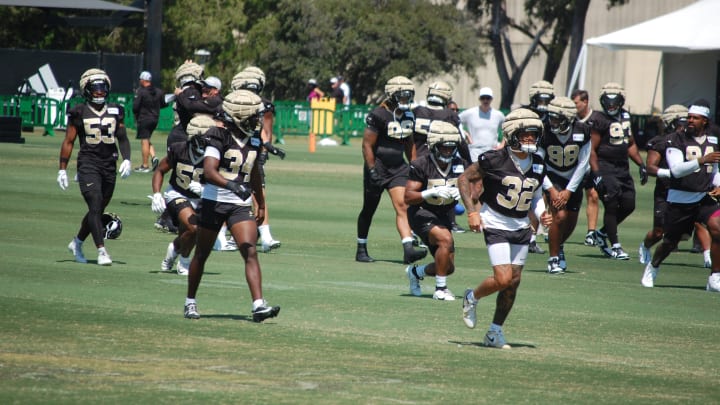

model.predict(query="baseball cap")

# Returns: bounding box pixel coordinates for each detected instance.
[330,77,338,84]
[479,87,493,98]
[200,76,222,90]
[139,71,152,81]
[308,79,317,85]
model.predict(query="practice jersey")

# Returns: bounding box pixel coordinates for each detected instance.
[540,120,591,177]
[412,105,460,157]
[174,85,219,130]
[478,148,545,220]
[666,130,718,193]
[590,109,633,167]
[201,126,262,205]
[408,154,468,216]
[646,133,671,196]
[365,106,414,167]
[165,141,204,199]
[67,103,125,167]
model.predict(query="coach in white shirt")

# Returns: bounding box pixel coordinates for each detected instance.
[459,87,505,162]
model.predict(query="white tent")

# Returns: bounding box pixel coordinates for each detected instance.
[570,0,720,117]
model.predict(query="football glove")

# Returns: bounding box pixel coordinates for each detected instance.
[592,172,606,197]
[151,192,166,214]
[188,181,204,196]
[639,164,648,185]
[264,142,286,160]
[57,169,69,191]
[226,180,252,200]
[368,167,383,187]
[118,159,132,179]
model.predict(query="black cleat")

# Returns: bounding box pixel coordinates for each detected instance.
[451,223,466,233]
[528,241,545,254]
[252,305,281,323]
[356,243,375,262]
[403,248,428,264]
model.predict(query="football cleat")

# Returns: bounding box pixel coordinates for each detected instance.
[177,256,190,276]
[68,238,87,264]
[638,242,651,264]
[641,263,658,288]
[261,238,281,253]
[584,231,596,246]
[151,156,160,171]
[161,242,177,272]
[558,246,567,270]
[612,247,630,260]
[432,288,455,301]
[528,241,545,254]
[707,273,720,292]
[356,243,375,262]
[97,249,112,266]
[594,231,613,257]
[483,330,511,349]
[462,288,477,329]
[406,265,422,296]
[184,303,200,319]
[252,301,281,322]
[403,248,427,264]
[547,257,563,274]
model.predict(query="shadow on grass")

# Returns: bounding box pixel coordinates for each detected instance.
[449,340,537,349]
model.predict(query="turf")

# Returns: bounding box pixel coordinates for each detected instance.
[0,130,718,404]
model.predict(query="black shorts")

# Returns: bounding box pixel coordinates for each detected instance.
[483,227,532,246]
[167,197,196,228]
[652,195,668,229]
[136,120,158,140]
[597,163,635,202]
[581,171,594,190]
[408,206,454,256]
[364,161,408,192]
[663,196,720,243]
[197,199,255,232]
[77,160,116,201]
[545,172,584,212]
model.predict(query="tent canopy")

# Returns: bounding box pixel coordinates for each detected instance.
[586,0,720,53]
[0,0,143,12]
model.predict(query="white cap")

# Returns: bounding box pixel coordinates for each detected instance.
[330,77,338,84]
[308,79,317,85]
[479,87,493,98]
[139,71,152,81]
[200,76,222,90]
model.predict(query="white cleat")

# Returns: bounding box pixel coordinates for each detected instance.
[641,263,658,288]
[638,242,651,265]
[261,238,281,253]
[432,288,455,301]
[462,288,477,329]
[707,273,720,292]
[161,242,177,272]
[405,265,422,296]
[483,330,511,349]
[97,249,112,266]
[177,256,190,276]
[68,238,87,264]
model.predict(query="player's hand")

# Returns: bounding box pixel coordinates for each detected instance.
[226,180,252,200]
[639,164,649,185]
[264,142,286,160]
[188,181,203,195]
[119,159,132,179]
[151,192,166,214]
[540,211,553,227]
[592,172,606,197]
[448,187,461,201]
[368,167,383,187]
[467,211,484,233]
[57,169,69,191]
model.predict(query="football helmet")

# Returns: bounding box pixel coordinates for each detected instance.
[222,90,264,138]
[230,71,263,93]
[529,80,555,112]
[427,121,462,164]
[385,76,415,110]
[101,212,123,239]
[599,82,625,116]
[240,66,266,93]
[426,81,453,107]
[80,68,111,105]
[503,108,543,154]
[547,96,577,135]
[175,61,204,87]
[186,114,216,164]
[661,104,688,132]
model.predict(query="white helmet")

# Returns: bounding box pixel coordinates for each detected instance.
[186,115,216,164]
[231,70,263,93]
[427,121,462,164]
[600,82,626,116]
[661,104,688,132]
[546,96,576,135]
[529,80,555,112]
[222,90,264,137]
[175,61,204,87]
[385,76,415,110]
[240,66,266,93]
[503,108,543,154]
[80,68,111,104]
[426,81,453,107]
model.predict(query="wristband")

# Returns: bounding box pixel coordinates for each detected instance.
[468,211,479,218]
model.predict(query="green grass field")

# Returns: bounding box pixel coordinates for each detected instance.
[1,130,718,404]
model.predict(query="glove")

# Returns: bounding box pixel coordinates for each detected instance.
[592,172,606,197]
[264,142,286,160]
[421,186,453,202]
[226,180,252,200]
[118,159,132,179]
[57,169,69,191]
[421,188,440,200]
[448,187,461,201]
[188,181,204,196]
[639,164,648,185]
[151,192,166,214]
[368,167,383,187]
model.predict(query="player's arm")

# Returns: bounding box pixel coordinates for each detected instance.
[58,123,78,171]
[645,149,662,177]
[404,136,417,162]
[404,176,425,206]
[627,135,644,167]
[250,157,265,225]
[362,127,378,170]
[151,157,170,194]
[589,129,601,173]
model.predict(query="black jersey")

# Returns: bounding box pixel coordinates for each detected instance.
[409,154,468,215]
[174,85,220,130]
[412,105,460,157]
[478,148,545,219]
[67,103,125,167]
[540,120,591,173]
[166,141,204,199]
[646,132,671,196]
[590,109,633,167]
[205,126,262,183]
[666,130,718,193]
[365,106,414,167]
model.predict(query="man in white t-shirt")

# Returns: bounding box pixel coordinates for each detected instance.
[459,87,505,162]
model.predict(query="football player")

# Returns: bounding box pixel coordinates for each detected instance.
[231,67,286,253]
[151,115,215,275]
[458,108,551,349]
[167,60,219,147]
[355,76,428,264]
[641,102,720,292]
[58,68,131,266]
[405,121,469,300]
[538,97,592,274]
[184,90,281,322]
[589,82,646,260]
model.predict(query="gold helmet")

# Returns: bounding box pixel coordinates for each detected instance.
[600,82,626,116]
[222,90,264,137]
[231,70,263,93]
[427,120,462,164]
[661,104,688,133]
[240,66,265,93]
[426,81,453,107]
[186,114,216,164]
[547,96,577,135]
[385,76,415,110]
[529,80,555,112]
[80,68,111,104]
[175,61,204,87]
[502,108,543,153]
